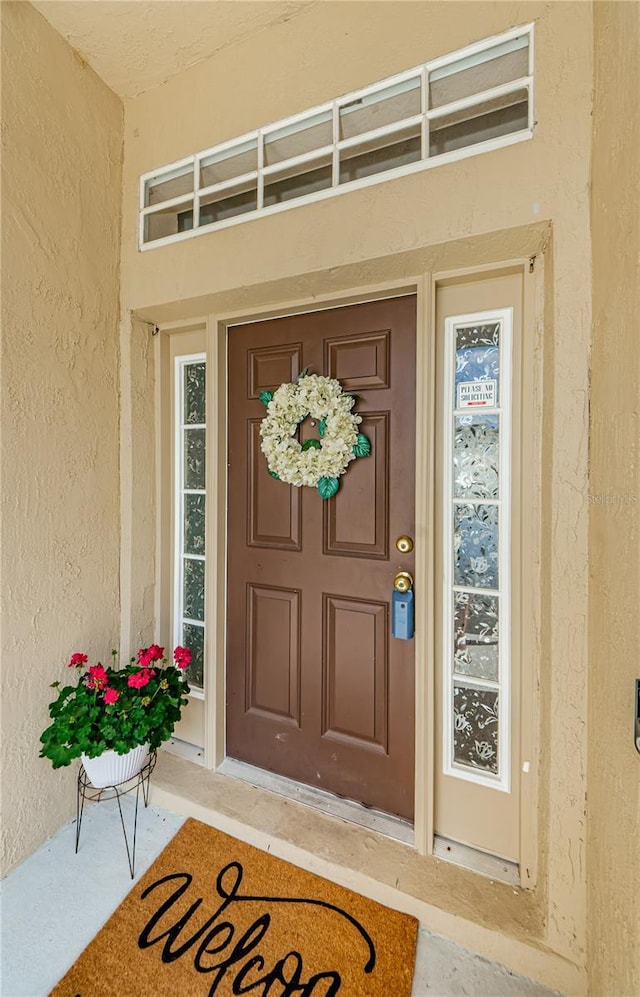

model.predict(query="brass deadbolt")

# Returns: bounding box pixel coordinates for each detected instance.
[395,535,414,554]
[393,571,414,594]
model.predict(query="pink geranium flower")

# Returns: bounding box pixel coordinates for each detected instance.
[86,665,108,690]
[173,646,191,670]
[137,644,165,668]
[68,652,88,668]
[127,667,156,689]
[103,688,119,705]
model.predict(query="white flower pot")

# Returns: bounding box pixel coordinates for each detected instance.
[81,743,150,788]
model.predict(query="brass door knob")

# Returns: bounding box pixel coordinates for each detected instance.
[395,535,414,554]
[393,571,414,593]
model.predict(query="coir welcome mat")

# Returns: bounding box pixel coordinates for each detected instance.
[51,817,418,996]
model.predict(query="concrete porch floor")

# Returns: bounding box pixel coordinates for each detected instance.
[0,798,560,997]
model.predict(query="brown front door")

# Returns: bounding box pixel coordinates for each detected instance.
[226,296,416,820]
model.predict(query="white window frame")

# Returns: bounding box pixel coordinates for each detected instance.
[174,352,207,701]
[139,23,534,250]
[442,308,513,793]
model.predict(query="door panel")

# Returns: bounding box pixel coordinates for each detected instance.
[227,297,416,820]
[435,271,522,862]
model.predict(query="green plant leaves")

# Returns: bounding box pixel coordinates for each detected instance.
[259,390,273,407]
[268,469,280,479]
[301,438,322,451]
[317,476,340,499]
[353,433,371,457]
[39,659,192,768]
[318,420,326,438]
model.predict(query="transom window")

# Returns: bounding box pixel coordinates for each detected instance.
[139,24,534,249]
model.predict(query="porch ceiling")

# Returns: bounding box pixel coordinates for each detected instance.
[31,0,316,99]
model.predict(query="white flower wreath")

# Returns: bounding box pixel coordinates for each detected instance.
[259,372,371,498]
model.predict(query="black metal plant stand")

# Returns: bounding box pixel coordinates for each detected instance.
[75,750,157,879]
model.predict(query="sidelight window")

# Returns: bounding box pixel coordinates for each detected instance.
[174,355,206,692]
[139,24,534,248]
[442,310,512,792]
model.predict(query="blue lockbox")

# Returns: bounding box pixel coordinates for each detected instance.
[392,588,414,640]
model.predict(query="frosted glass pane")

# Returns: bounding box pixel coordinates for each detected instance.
[430,91,528,157]
[145,165,194,206]
[455,322,500,409]
[339,125,421,184]
[340,77,421,140]
[430,38,529,109]
[453,683,498,773]
[264,159,332,206]
[198,183,257,226]
[183,557,205,622]
[184,494,206,556]
[454,415,499,499]
[264,111,332,166]
[184,363,206,425]
[200,140,257,186]
[453,592,499,681]
[454,503,499,590]
[182,623,204,689]
[145,200,194,243]
[184,428,206,489]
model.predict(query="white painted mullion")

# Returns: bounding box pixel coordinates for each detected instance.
[337,114,423,152]
[332,101,339,188]
[453,583,502,597]
[262,145,334,177]
[528,24,535,132]
[451,674,501,692]
[141,193,194,217]
[452,497,500,507]
[257,130,264,210]
[442,317,456,779]
[422,66,429,161]
[138,173,147,250]
[199,171,259,199]
[498,309,513,794]
[173,356,186,659]
[193,156,201,230]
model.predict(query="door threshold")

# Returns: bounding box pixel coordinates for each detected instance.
[217,757,415,846]
[433,835,520,885]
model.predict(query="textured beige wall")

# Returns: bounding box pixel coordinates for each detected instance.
[118,0,593,986]
[588,3,640,995]
[0,3,123,875]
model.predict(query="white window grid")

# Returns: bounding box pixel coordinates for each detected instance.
[174,353,206,699]
[139,23,534,250]
[442,308,513,793]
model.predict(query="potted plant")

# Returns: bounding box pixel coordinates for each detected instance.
[39,644,191,787]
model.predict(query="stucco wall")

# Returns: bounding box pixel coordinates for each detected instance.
[117,0,593,987]
[0,3,123,875]
[588,3,640,995]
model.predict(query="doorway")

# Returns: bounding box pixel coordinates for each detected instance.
[226,296,417,820]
